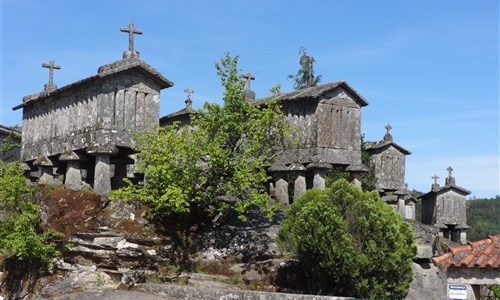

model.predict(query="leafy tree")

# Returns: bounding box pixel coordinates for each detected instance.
[278,179,416,299]
[111,53,290,223]
[288,47,322,90]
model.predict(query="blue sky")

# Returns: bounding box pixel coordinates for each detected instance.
[1,0,498,197]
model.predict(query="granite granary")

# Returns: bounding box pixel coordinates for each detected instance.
[13,22,173,194]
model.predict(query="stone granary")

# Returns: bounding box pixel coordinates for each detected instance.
[0,125,21,161]
[251,81,370,204]
[365,125,416,220]
[419,167,470,244]
[13,22,173,194]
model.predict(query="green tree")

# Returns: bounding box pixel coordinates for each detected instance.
[278,179,416,299]
[288,47,322,90]
[111,52,290,223]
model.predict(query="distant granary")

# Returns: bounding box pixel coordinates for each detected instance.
[419,167,470,244]
[13,22,173,194]
[364,125,416,219]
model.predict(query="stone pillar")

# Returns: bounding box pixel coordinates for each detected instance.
[294,172,307,201]
[87,143,118,195]
[313,169,326,189]
[346,163,368,189]
[66,161,82,188]
[59,150,84,190]
[33,156,55,184]
[274,173,289,205]
[306,162,332,190]
[459,229,467,245]
[94,154,112,195]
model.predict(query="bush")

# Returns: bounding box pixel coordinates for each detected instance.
[278,179,416,299]
[0,161,63,272]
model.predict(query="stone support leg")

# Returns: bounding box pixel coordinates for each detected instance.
[350,173,363,188]
[65,161,82,189]
[94,154,112,195]
[460,230,467,245]
[312,169,326,190]
[39,166,55,184]
[293,172,306,202]
[274,174,289,205]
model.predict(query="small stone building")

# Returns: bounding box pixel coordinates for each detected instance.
[13,22,173,194]
[419,168,470,244]
[159,87,195,127]
[365,126,416,219]
[432,234,500,300]
[252,81,369,204]
[0,125,21,161]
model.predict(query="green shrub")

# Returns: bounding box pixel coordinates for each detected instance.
[0,161,63,272]
[278,179,416,299]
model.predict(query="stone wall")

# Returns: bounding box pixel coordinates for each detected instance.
[369,144,406,191]
[21,72,161,162]
[138,284,353,300]
[434,189,467,228]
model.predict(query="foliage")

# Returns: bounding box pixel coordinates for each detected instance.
[0,130,21,161]
[467,196,500,241]
[269,83,281,96]
[360,137,376,191]
[288,47,322,90]
[278,179,416,298]
[111,52,290,223]
[492,285,500,299]
[0,161,63,272]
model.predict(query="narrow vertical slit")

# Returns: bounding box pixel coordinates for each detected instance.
[134,90,138,127]
[113,89,117,125]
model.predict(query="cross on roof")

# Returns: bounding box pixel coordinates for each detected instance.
[120,21,143,52]
[184,86,193,110]
[184,86,193,100]
[432,174,440,185]
[241,72,255,91]
[42,60,61,86]
[385,124,392,135]
[447,166,454,177]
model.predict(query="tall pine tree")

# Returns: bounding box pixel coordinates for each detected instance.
[288,47,322,90]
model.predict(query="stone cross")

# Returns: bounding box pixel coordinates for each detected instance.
[241,72,255,91]
[445,166,456,186]
[447,166,453,177]
[385,124,392,135]
[42,60,61,86]
[432,174,440,185]
[184,87,193,110]
[184,86,193,100]
[383,124,393,142]
[120,21,143,52]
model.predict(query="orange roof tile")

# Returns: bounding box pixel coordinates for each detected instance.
[432,234,500,269]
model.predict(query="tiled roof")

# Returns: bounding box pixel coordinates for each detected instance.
[432,235,500,268]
